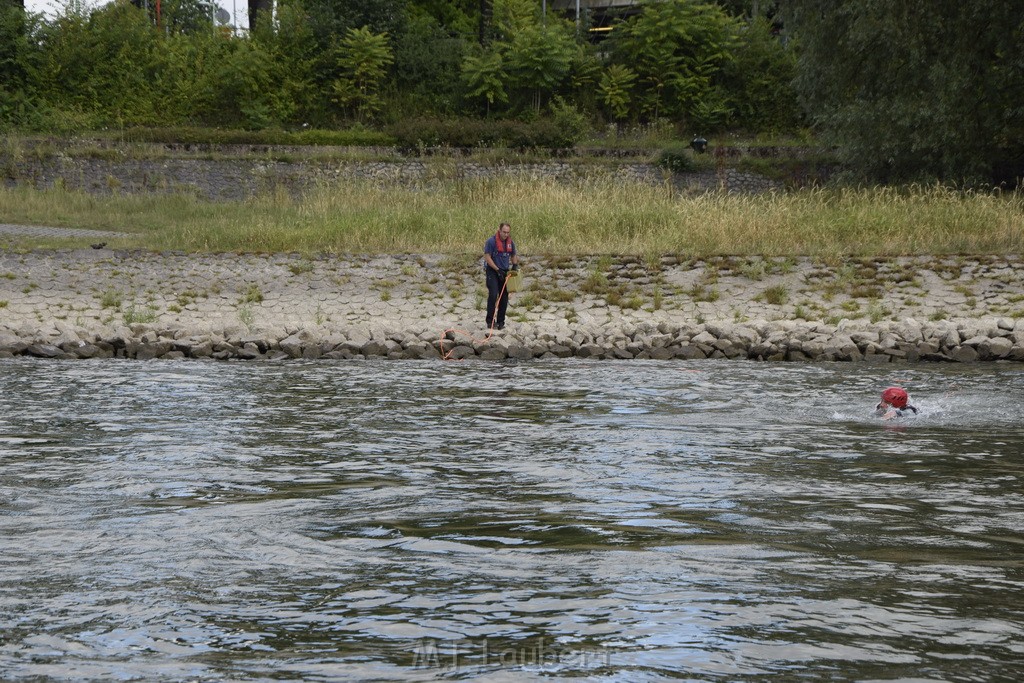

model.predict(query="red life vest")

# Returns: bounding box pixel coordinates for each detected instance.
[494,232,513,254]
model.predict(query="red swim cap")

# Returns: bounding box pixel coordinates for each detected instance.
[881,387,909,408]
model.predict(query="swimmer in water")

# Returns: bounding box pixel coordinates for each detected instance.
[874,386,918,420]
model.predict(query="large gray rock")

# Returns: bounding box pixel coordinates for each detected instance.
[849,330,879,345]
[235,344,260,360]
[447,345,475,360]
[507,344,534,360]
[190,340,214,357]
[940,329,962,349]
[26,343,64,358]
[981,336,1013,359]
[894,320,924,342]
[824,334,861,361]
[135,341,172,360]
[478,346,507,360]
[674,344,706,360]
[950,345,979,362]
[279,334,304,358]
[404,342,440,360]
[548,344,573,358]
[691,331,717,346]
[360,340,389,357]
[71,343,103,359]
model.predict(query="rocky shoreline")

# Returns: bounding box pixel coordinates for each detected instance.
[1,247,1022,362]
[6,317,1021,363]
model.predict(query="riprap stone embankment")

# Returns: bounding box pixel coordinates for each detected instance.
[1,249,1021,362]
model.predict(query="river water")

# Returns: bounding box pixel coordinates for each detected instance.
[1,358,1022,681]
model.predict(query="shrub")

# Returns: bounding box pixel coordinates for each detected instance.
[760,284,788,305]
[656,142,696,173]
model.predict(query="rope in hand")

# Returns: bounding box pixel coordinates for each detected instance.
[438,270,510,361]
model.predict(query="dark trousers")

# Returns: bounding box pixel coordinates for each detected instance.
[486,268,508,327]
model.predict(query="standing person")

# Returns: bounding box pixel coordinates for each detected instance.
[483,222,519,330]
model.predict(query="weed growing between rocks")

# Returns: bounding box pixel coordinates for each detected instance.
[122,304,157,325]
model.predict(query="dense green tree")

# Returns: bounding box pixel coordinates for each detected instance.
[607,0,738,124]
[0,0,807,147]
[130,0,213,34]
[160,0,216,35]
[717,16,798,131]
[474,0,575,114]
[392,11,469,116]
[152,29,232,124]
[783,0,1024,183]
[302,0,407,49]
[247,0,320,125]
[34,1,161,126]
[565,43,601,117]
[407,0,477,37]
[504,22,575,112]
[0,3,38,128]
[598,63,636,124]
[203,38,280,127]
[713,0,777,20]
[332,26,394,123]
[461,48,508,114]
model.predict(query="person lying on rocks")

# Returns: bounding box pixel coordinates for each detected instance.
[874,387,918,420]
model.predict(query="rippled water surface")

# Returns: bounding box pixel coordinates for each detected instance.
[1,359,1022,681]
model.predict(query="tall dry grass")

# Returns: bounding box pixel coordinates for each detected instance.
[0,178,1020,255]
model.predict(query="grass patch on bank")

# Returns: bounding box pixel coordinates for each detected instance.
[0,180,1020,256]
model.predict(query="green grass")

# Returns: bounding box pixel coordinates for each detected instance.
[239,284,264,304]
[122,304,158,325]
[0,180,1021,256]
[758,285,789,306]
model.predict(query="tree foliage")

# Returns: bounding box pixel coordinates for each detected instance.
[332,27,394,123]
[462,49,508,114]
[598,64,636,123]
[607,0,738,124]
[0,0,803,145]
[784,0,1024,183]
[0,4,39,128]
[718,16,799,131]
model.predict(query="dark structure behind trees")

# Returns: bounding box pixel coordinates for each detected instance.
[248,0,272,32]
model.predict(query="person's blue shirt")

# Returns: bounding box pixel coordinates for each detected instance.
[484,234,516,271]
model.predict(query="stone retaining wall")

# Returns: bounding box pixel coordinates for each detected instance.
[3,318,1021,362]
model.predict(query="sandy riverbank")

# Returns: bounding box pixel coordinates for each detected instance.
[1,248,1022,361]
